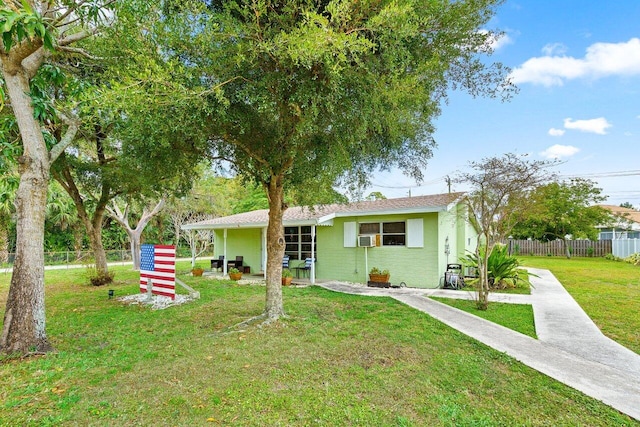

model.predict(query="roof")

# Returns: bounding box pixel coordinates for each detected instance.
[597,204,640,230]
[182,192,465,230]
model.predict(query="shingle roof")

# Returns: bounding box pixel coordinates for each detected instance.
[182,192,465,230]
[598,204,640,228]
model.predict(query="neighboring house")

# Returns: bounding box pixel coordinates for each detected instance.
[182,192,477,288]
[596,205,640,240]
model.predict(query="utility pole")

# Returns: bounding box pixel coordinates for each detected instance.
[445,175,451,193]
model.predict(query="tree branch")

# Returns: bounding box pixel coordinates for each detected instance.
[49,112,80,163]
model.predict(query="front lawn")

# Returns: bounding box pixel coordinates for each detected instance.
[0,265,637,425]
[522,256,640,354]
[432,298,537,339]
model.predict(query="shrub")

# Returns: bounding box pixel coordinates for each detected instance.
[624,253,640,266]
[604,253,622,262]
[587,246,594,257]
[462,244,532,290]
[87,269,115,286]
[282,268,293,278]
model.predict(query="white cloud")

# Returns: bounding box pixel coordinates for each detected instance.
[510,38,640,86]
[548,128,566,136]
[540,144,580,159]
[541,43,567,56]
[563,117,612,135]
[491,33,513,51]
[479,30,513,51]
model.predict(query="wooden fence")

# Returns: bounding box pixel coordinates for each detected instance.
[504,239,612,257]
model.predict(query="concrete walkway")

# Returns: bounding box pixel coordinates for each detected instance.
[317,268,640,421]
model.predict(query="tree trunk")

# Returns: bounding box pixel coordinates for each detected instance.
[1,71,52,353]
[476,236,491,311]
[107,199,165,271]
[54,163,110,275]
[130,230,141,270]
[88,218,109,274]
[0,218,9,265]
[264,176,286,320]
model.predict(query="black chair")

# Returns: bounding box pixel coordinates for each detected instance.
[211,255,224,272]
[227,256,243,269]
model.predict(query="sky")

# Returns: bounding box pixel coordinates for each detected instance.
[364,0,640,207]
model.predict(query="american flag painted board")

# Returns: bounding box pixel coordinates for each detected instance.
[140,244,176,299]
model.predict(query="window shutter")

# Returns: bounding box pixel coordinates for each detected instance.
[407,218,423,248]
[344,222,356,247]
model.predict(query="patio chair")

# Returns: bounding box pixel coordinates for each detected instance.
[282,255,290,269]
[294,257,314,278]
[227,256,243,269]
[210,255,224,272]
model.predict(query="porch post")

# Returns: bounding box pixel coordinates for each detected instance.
[190,230,196,267]
[311,225,316,284]
[262,227,267,280]
[223,228,228,276]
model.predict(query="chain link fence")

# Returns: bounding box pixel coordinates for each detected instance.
[1,246,209,271]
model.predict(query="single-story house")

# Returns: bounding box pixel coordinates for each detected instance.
[182,192,477,288]
[596,205,640,240]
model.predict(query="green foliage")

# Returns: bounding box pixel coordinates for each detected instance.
[604,253,622,262]
[0,3,54,52]
[228,267,240,274]
[511,178,609,242]
[281,268,293,278]
[624,253,640,266]
[369,267,390,276]
[86,268,115,286]
[463,244,531,290]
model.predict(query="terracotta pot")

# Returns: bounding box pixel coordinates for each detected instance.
[282,276,293,286]
[229,272,242,281]
[369,273,390,283]
[192,268,204,277]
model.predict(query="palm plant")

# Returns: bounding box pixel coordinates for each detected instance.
[462,243,532,290]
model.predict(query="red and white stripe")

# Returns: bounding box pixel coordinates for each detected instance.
[140,245,176,299]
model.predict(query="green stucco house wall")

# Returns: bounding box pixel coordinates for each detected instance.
[183,192,477,289]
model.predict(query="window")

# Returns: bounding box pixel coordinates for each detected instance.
[358,221,406,246]
[285,226,316,260]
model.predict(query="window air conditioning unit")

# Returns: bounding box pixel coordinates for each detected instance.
[358,235,376,247]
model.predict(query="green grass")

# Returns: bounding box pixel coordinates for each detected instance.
[0,263,638,426]
[432,298,537,339]
[522,256,640,354]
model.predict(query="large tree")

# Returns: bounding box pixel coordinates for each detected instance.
[456,153,555,310]
[0,0,117,353]
[510,178,610,258]
[166,0,514,322]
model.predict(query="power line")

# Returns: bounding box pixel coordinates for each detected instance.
[370,176,446,189]
[561,170,640,179]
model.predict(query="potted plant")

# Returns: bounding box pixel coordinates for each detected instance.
[228,267,242,281]
[191,264,205,277]
[282,268,293,286]
[369,267,390,283]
